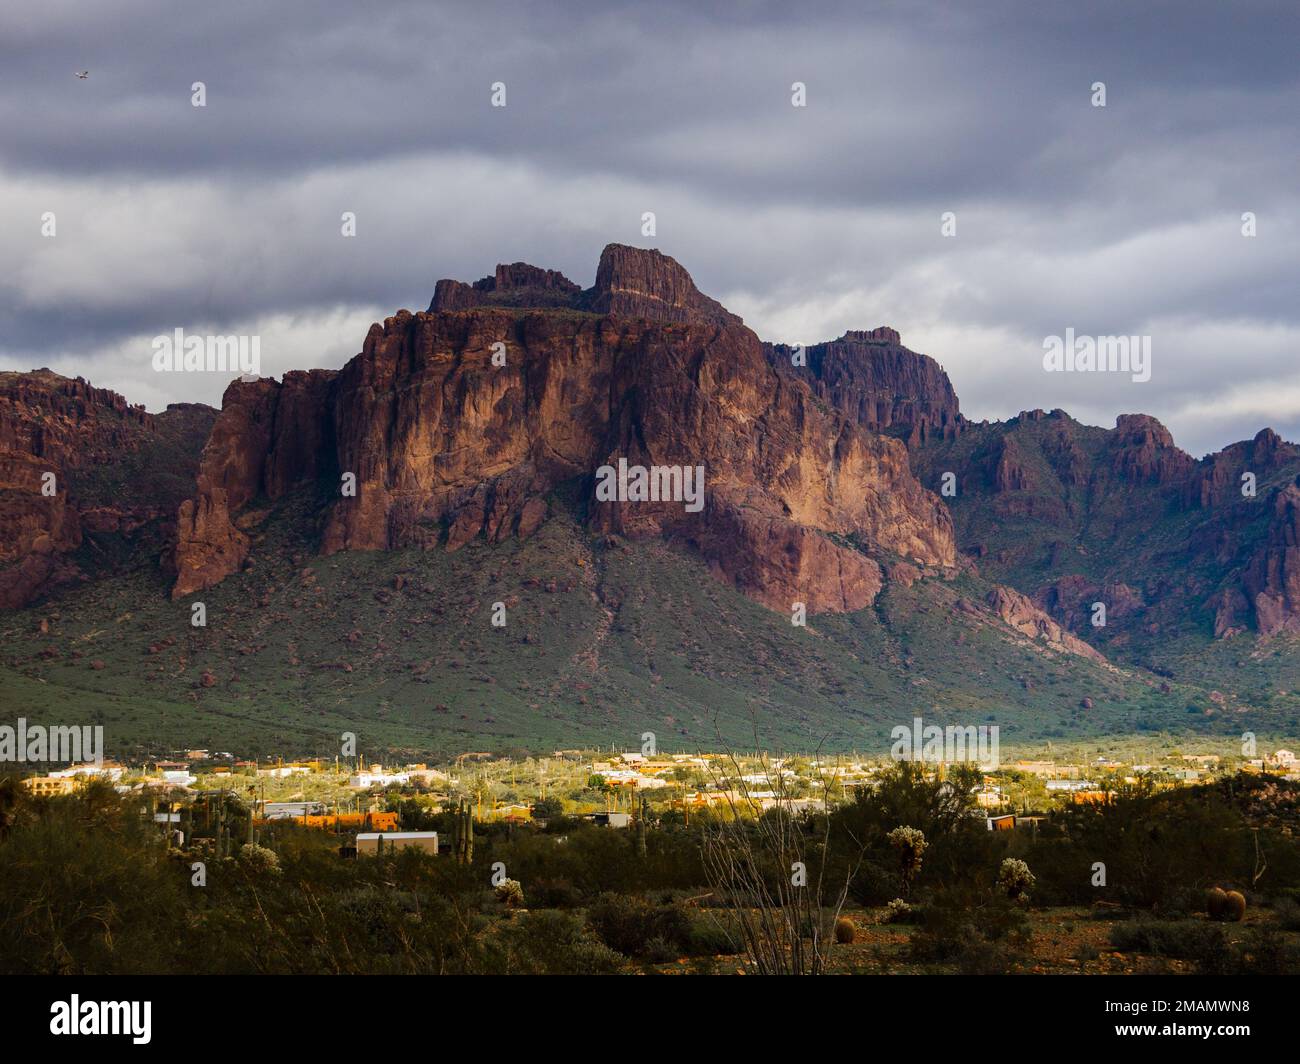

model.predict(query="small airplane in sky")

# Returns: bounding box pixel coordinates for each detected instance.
[75,71,89,79]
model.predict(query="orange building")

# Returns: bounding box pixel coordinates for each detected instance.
[256,810,399,832]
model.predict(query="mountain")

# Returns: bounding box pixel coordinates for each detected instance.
[172,243,955,617]
[765,327,964,447]
[0,370,215,608]
[909,409,1300,717]
[912,411,1300,645]
[1,245,1298,756]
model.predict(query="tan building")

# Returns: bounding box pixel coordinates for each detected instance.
[356,831,439,856]
[21,776,79,797]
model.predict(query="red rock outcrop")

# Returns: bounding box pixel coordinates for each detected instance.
[173,246,955,613]
[766,329,964,446]
[1242,482,1300,637]
[1034,576,1145,631]
[429,245,742,328]
[1187,428,1299,509]
[583,244,742,327]
[986,586,1106,662]
[171,370,337,597]
[1108,414,1196,485]
[0,370,214,607]
[994,437,1032,492]
[430,262,583,313]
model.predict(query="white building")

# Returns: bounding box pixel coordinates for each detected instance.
[257,765,310,778]
[349,771,410,789]
[49,764,125,782]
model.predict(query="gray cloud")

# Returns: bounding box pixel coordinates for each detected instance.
[1,0,1297,457]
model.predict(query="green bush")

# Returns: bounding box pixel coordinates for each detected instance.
[910,885,1029,965]
[1272,896,1300,931]
[585,893,691,958]
[685,914,742,957]
[1109,919,1230,972]
[479,909,623,974]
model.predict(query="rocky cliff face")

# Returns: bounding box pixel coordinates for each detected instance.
[584,244,743,327]
[429,261,582,313]
[429,244,742,328]
[171,245,954,613]
[766,328,964,447]
[11,243,1300,650]
[986,585,1106,662]
[0,370,214,607]
[916,405,1300,641]
[1107,413,1197,485]
[1241,482,1300,637]
[171,370,336,597]
[1187,428,1299,510]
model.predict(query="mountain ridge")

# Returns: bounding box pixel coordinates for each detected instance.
[2,244,1300,754]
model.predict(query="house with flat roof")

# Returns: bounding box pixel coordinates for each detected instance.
[356,831,438,855]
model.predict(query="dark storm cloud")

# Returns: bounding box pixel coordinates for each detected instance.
[1,0,1297,456]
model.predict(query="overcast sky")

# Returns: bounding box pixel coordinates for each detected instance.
[2,0,1296,457]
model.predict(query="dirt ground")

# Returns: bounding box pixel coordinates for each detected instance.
[650,906,1295,975]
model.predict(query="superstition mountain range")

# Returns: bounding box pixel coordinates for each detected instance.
[2,245,1298,755]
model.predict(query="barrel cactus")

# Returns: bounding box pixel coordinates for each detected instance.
[1205,886,1228,920]
[1224,890,1246,922]
[834,916,856,944]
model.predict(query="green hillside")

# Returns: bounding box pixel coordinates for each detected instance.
[4,485,1293,761]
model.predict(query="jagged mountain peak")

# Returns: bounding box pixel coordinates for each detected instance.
[428,243,743,328]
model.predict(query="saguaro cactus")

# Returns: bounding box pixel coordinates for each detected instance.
[451,799,474,864]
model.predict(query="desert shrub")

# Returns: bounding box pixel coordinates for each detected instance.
[687,914,742,957]
[585,893,691,958]
[1109,918,1230,972]
[1229,926,1300,975]
[1271,896,1300,931]
[886,826,927,896]
[642,936,679,965]
[956,939,1018,975]
[996,858,1035,901]
[478,909,622,975]
[910,885,1029,965]
[237,843,281,876]
[494,878,525,908]
[831,762,989,900]
[882,898,915,924]
[846,857,903,906]
[528,877,581,909]
[1036,785,1269,911]
[0,785,191,974]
